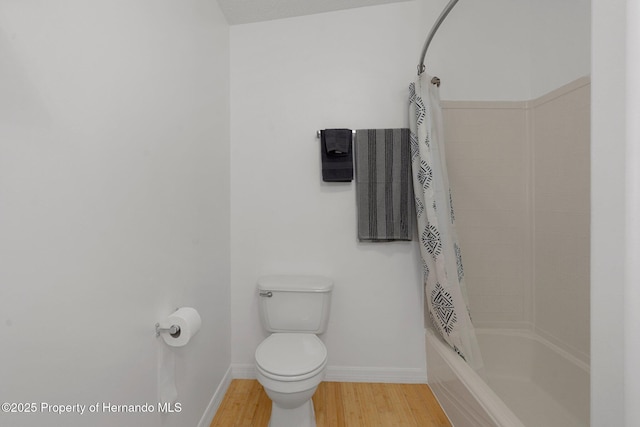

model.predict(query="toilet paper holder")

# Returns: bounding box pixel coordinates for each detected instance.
[155,323,181,338]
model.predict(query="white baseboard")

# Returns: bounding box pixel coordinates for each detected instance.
[324,366,427,383]
[230,363,426,384]
[196,366,233,427]
[231,363,256,379]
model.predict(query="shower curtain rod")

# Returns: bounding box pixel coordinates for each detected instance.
[417,0,460,76]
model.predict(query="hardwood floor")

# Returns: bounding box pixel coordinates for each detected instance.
[210,379,452,427]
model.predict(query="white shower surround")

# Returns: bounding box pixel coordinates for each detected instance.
[434,76,590,425]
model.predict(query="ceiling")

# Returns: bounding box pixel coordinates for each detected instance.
[217,0,412,25]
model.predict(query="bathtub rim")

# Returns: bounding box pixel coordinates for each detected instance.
[425,327,526,427]
[473,327,590,375]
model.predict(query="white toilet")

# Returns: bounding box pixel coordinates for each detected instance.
[254,275,333,427]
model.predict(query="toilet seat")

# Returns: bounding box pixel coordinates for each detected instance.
[255,333,327,381]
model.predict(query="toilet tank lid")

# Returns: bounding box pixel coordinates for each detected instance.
[257,275,333,292]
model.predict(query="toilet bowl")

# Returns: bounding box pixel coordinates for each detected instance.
[255,275,333,427]
[255,333,327,427]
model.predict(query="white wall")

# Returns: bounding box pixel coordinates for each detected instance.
[591,0,626,425]
[529,0,591,97]
[230,2,427,381]
[0,1,230,426]
[626,2,640,425]
[422,0,531,101]
[423,0,590,101]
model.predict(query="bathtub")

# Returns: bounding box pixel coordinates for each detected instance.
[425,328,589,427]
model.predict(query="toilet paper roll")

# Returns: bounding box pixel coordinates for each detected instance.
[160,307,201,347]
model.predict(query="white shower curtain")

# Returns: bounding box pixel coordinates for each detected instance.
[409,73,483,372]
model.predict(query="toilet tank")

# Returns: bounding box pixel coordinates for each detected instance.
[257,275,333,334]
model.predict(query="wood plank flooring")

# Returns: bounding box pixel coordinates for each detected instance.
[210,379,451,427]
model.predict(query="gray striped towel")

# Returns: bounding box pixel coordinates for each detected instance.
[355,129,414,241]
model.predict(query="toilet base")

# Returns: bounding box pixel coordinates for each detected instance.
[268,398,316,427]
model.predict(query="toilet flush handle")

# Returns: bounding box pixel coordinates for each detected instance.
[259,291,273,298]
